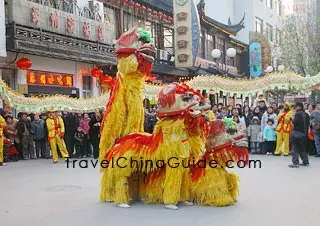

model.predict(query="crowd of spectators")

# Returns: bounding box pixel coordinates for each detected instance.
[0,110,104,165]
[1,97,320,168]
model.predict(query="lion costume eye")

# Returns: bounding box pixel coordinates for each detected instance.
[182,96,192,102]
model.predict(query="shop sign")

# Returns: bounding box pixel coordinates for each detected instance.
[9,0,115,44]
[249,42,262,77]
[27,70,73,87]
[173,0,200,68]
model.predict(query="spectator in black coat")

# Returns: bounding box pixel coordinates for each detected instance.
[63,112,79,157]
[40,113,50,159]
[289,102,310,168]
[17,112,35,160]
[243,106,253,127]
[89,110,103,159]
[258,100,268,115]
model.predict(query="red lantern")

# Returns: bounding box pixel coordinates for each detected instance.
[120,0,128,3]
[16,57,32,70]
[147,8,152,14]
[141,6,147,12]
[134,3,140,8]
[158,12,163,17]
[162,15,168,20]
[90,68,103,78]
[100,75,113,85]
[128,1,134,7]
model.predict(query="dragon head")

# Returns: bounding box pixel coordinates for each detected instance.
[157,83,205,118]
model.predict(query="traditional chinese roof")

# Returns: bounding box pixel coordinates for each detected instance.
[197,0,245,36]
[230,37,248,49]
[137,0,245,36]
[202,15,245,36]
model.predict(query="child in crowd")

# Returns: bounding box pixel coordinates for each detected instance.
[74,127,85,158]
[263,119,277,155]
[248,117,262,154]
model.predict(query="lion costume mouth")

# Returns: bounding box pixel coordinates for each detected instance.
[157,83,205,118]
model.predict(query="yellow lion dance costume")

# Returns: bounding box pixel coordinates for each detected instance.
[190,119,248,206]
[99,27,248,210]
[99,28,156,162]
[101,82,206,209]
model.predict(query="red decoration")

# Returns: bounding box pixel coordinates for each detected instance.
[97,24,104,41]
[128,1,135,7]
[83,22,90,38]
[158,12,163,17]
[31,7,39,25]
[162,15,168,21]
[16,57,32,70]
[120,0,129,3]
[90,68,103,78]
[142,6,147,12]
[100,75,113,86]
[66,18,75,34]
[50,12,59,29]
[147,8,152,14]
[134,3,141,9]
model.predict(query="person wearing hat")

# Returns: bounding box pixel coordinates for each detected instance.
[254,92,268,108]
[46,110,69,163]
[289,102,310,167]
[274,102,294,156]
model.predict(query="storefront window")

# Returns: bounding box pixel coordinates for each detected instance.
[124,12,133,32]
[255,17,263,33]
[206,33,215,60]
[164,26,173,55]
[266,23,273,41]
[82,75,92,98]
[1,69,15,89]
[217,37,225,64]
[104,5,119,40]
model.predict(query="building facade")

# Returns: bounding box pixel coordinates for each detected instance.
[1,0,178,98]
[204,0,284,45]
[196,0,249,78]
[1,0,249,104]
[202,0,284,75]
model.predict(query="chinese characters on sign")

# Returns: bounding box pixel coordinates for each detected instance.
[31,7,40,25]
[66,18,75,34]
[83,22,90,38]
[97,24,104,41]
[29,8,105,40]
[27,71,73,87]
[50,12,59,29]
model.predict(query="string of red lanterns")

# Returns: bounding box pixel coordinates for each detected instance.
[120,0,173,24]
[90,67,114,87]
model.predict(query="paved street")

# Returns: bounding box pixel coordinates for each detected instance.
[1,155,320,226]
